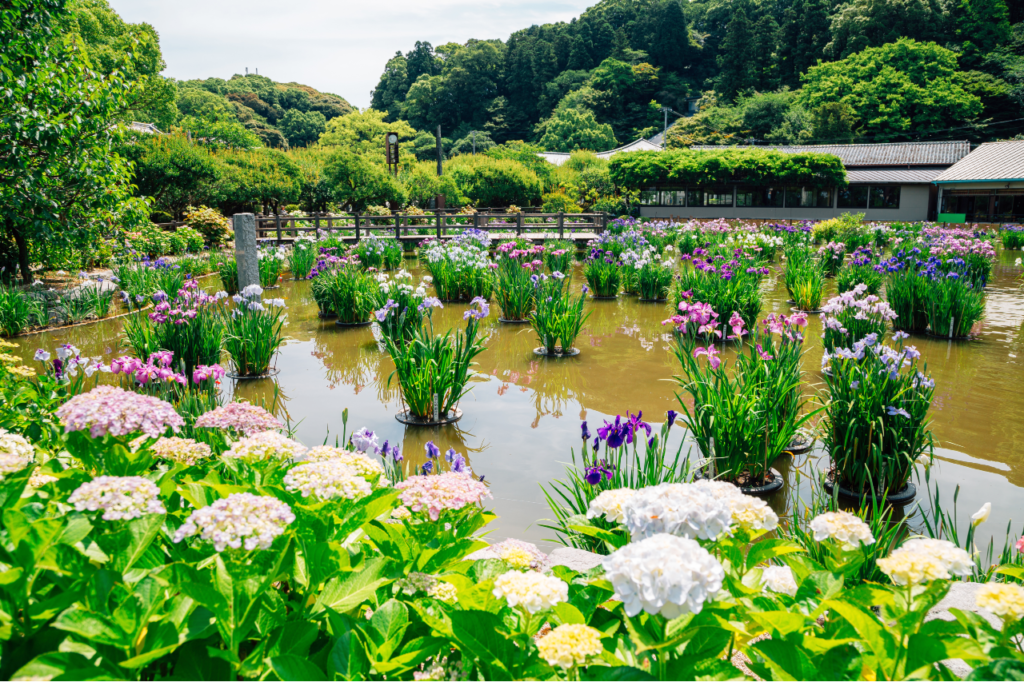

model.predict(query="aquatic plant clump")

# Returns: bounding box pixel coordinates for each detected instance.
[676,248,766,329]
[257,245,286,287]
[419,232,495,302]
[923,258,986,338]
[352,234,403,270]
[583,246,621,298]
[820,283,898,351]
[822,334,935,496]
[531,272,589,355]
[836,246,884,295]
[222,285,286,376]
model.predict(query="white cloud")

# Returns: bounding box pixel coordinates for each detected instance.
[110,0,595,108]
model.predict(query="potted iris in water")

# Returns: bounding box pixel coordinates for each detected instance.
[530,272,590,356]
[633,248,673,301]
[820,284,898,352]
[383,297,488,424]
[924,258,985,338]
[222,285,287,378]
[420,231,495,302]
[837,246,883,295]
[257,245,286,288]
[372,270,432,343]
[822,332,935,500]
[676,249,766,329]
[493,241,541,322]
[320,261,379,325]
[583,247,621,298]
[670,303,814,489]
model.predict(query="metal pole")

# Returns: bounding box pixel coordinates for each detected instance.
[436,125,443,176]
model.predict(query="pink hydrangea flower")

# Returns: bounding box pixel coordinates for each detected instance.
[56,386,183,439]
[193,402,282,436]
[395,472,491,521]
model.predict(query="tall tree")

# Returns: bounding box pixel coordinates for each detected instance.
[649,0,696,72]
[955,0,1012,68]
[2,0,141,283]
[750,13,780,91]
[405,41,439,83]
[716,5,755,100]
[369,52,409,121]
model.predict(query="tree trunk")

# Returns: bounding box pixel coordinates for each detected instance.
[5,218,31,285]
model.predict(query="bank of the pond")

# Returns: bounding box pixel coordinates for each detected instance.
[11,250,1024,552]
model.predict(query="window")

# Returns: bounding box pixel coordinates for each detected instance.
[639,190,659,206]
[735,186,784,207]
[838,186,869,209]
[660,190,686,207]
[704,187,733,207]
[869,185,901,209]
[686,189,703,207]
[812,188,833,208]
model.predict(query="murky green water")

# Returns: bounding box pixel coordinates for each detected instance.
[13,251,1024,553]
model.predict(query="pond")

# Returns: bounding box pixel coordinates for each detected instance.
[12,249,1024,554]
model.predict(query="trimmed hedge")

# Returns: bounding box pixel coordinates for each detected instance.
[608,148,848,189]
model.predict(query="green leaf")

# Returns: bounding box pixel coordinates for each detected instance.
[746,539,806,571]
[328,631,371,681]
[750,611,808,638]
[314,556,391,614]
[53,607,126,648]
[824,600,898,679]
[584,666,656,680]
[268,654,327,681]
[751,638,813,681]
[448,610,515,679]
[906,632,986,673]
[366,599,409,661]
[553,602,586,625]
[11,653,101,681]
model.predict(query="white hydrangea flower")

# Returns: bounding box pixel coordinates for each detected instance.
[809,511,875,550]
[876,538,973,586]
[173,492,294,552]
[0,429,34,480]
[69,476,166,521]
[621,482,733,541]
[151,437,212,466]
[283,460,372,501]
[602,533,724,618]
[492,570,568,614]
[223,430,307,464]
[28,471,58,488]
[728,494,779,532]
[587,488,636,524]
[760,565,798,597]
[490,538,547,570]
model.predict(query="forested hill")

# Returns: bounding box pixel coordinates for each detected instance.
[369,0,1024,151]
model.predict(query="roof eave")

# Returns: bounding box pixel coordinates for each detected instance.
[934,178,1024,184]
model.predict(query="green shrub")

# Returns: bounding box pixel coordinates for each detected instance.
[183,205,231,246]
[446,154,544,207]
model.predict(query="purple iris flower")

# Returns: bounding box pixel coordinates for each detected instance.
[887,406,911,419]
[584,465,613,485]
[581,421,590,441]
[597,416,629,448]
[648,436,656,449]
[667,410,677,428]
[425,441,440,459]
[626,411,651,440]
[422,461,433,474]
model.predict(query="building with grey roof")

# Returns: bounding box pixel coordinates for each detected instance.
[636,140,970,222]
[934,140,1024,223]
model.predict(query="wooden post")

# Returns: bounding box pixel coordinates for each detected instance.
[354,214,361,241]
[395,213,401,240]
[516,211,523,237]
[275,212,282,245]
[473,213,479,230]
[558,212,564,239]
[314,212,321,236]
[436,210,442,239]
[327,213,333,232]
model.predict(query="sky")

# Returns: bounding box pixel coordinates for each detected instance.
[110,0,596,109]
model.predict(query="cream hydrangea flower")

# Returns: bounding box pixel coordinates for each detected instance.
[305,445,386,483]
[283,460,372,501]
[0,429,34,481]
[492,570,568,613]
[877,538,973,586]
[223,430,307,463]
[28,471,57,488]
[151,437,212,466]
[976,582,1024,622]
[728,494,779,533]
[69,476,166,521]
[602,533,724,618]
[587,488,636,524]
[536,624,604,669]
[621,482,733,541]
[427,581,459,604]
[809,511,875,550]
[173,492,294,551]
[760,565,798,597]
[490,538,546,570]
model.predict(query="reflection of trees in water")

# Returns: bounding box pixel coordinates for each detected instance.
[489,358,587,427]
[310,332,397,403]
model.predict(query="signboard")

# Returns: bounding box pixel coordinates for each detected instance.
[385,132,399,172]
[938,213,967,223]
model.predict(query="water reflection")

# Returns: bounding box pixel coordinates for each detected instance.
[9,252,1024,550]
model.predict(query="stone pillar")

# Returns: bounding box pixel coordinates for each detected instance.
[233,213,259,291]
